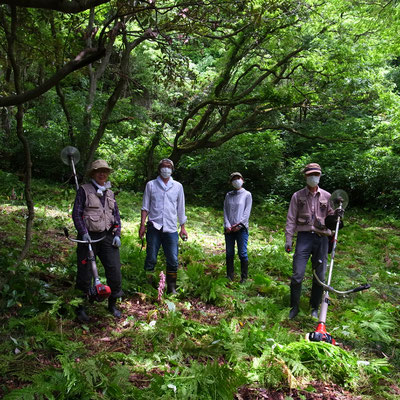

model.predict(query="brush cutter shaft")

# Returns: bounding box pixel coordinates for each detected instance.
[69,156,80,191]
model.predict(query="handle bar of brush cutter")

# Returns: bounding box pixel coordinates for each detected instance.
[63,227,105,245]
[312,272,370,295]
[63,227,105,282]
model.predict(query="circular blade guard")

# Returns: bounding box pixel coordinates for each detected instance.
[329,189,349,210]
[61,146,80,166]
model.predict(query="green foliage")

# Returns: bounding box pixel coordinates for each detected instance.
[0,176,399,399]
[147,360,246,400]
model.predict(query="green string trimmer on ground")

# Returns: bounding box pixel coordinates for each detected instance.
[306,190,371,345]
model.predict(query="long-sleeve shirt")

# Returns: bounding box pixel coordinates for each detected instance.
[141,176,187,233]
[72,184,121,237]
[285,186,333,243]
[223,188,252,229]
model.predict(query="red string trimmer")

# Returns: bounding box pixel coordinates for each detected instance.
[61,146,111,302]
[306,190,370,345]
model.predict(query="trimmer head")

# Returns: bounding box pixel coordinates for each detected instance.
[306,323,336,345]
[89,283,111,302]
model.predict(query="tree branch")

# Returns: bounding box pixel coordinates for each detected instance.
[0,0,110,13]
[0,47,106,107]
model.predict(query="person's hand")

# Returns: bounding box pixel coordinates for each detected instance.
[112,236,121,248]
[180,226,188,241]
[225,227,232,234]
[334,208,344,218]
[285,241,292,253]
[82,233,91,243]
[139,224,146,239]
[231,224,239,232]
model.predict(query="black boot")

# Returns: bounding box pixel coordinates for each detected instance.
[240,259,248,283]
[108,297,122,318]
[146,273,157,288]
[76,305,90,323]
[289,283,302,319]
[166,272,177,294]
[310,278,323,318]
[226,257,234,281]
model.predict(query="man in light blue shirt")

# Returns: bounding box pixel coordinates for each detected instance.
[139,159,188,294]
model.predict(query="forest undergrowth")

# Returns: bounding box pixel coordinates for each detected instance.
[0,175,399,399]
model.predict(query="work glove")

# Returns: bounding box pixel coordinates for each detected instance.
[285,241,292,253]
[82,233,91,243]
[112,236,121,248]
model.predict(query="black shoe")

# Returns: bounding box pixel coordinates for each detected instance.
[76,305,90,323]
[108,298,122,318]
[289,306,299,319]
[311,309,319,319]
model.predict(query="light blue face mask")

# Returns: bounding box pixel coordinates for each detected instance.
[232,179,243,189]
[306,175,320,188]
[160,167,172,179]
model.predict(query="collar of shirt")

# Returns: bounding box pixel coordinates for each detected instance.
[306,186,320,197]
[157,175,174,190]
[230,188,244,195]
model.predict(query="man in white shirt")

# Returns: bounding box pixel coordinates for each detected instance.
[139,159,188,294]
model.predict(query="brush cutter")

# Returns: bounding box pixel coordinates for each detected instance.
[64,228,111,302]
[306,190,370,345]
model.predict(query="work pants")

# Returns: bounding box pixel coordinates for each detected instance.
[291,231,328,309]
[76,230,123,299]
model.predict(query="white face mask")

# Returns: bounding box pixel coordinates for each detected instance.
[306,175,320,188]
[232,179,243,189]
[160,167,172,179]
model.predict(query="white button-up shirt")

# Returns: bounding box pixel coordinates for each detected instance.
[141,176,187,233]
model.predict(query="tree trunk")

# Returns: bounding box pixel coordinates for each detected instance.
[5,6,35,263]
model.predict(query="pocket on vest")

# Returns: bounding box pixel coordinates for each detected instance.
[84,214,103,232]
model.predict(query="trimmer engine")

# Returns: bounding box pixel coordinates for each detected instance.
[89,279,111,302]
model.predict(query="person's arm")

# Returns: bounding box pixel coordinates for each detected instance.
[72,187,88,237]
[139,182,151,239]
[177,185,187,238]
[285,193,298,252]
[239,192,252,226]
[223,194,232,233]
[113,199,121,237]
[139,209,148,239]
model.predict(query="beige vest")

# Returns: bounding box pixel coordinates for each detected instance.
[82,184,115,233]
[296,187,332,236]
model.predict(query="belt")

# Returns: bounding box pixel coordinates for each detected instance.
[310,231,322,237]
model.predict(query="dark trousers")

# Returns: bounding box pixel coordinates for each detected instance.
[76,231,123,299]
[291,231,328,308]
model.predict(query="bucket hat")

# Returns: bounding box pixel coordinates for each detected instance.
[88,159,113,176]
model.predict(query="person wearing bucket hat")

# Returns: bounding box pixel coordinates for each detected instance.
[139,158,187,294]
[285,163,334,319]
[224,172,252,283]
[72,159,123,321]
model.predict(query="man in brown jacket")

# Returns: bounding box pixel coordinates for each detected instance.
[285,163,334,319]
